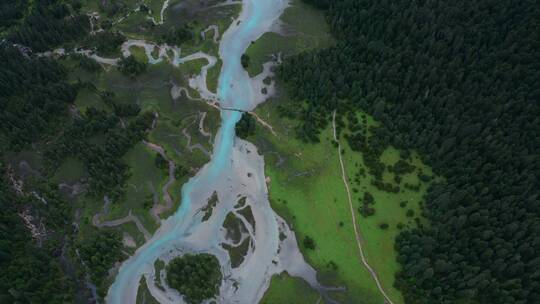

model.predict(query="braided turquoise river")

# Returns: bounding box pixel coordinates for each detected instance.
[106,0,332,302]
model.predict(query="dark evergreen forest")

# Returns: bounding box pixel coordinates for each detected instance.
[5,0,89,52]
[0,41,153,300]
[0,0,152,297]
[0,44,76,149]
[0,0,27,29]
[0,165,75,303]
[280,0,540,303]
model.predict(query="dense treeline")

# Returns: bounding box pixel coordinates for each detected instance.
[241,54,250,69]
[235,113,256,139]
[0,165,75,303]
[0,44,77,150]
[300,0,330,10]
[5,0,89,52]
[0,0,27,29]
[77,230,124,296]
[160,25,194,46]
[281,0,540,303]
[88,31,126,56]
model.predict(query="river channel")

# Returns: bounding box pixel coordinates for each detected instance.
[106,0,330,303]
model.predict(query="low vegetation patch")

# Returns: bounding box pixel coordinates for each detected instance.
[201,191,219,221]
[222,237,251,268]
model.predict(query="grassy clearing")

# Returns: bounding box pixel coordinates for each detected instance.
[114,13,155,41]
[182,58,208,78]
[260,273,320,304]
[130,46,150,63]
[74,87,107,112]
[252,102,382,303]
[281,0,334,41]
[146,0,165,21]
[105,143,165,233]
[244,0,334,76]
[252,94,434,303]
[339,121,433,303]
[79,0,100,12]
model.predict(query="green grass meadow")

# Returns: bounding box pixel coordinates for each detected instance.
[252,95,434,303]
[260,273,320,304]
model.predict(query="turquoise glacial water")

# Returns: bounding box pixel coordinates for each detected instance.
[106,0,290,303]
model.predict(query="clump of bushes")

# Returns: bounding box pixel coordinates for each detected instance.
[166,254,222,303]
[303,235,316,250]
[118,55,147,78]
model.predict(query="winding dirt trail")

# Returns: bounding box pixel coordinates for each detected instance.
[215,106,277,137]
[249,111,277,136]
[332,111,394,304]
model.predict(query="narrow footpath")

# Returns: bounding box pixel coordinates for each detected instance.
[332,110,394,304]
